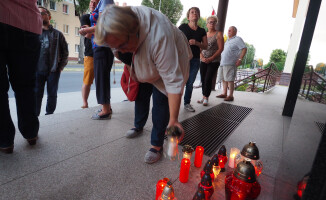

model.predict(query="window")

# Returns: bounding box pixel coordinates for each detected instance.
[63,24,69,34]
[52,22,57,29]
[75,44,80,53]
[63,4,69,14]
[50,1,56,10]
[37,0,43,6]
[75,27,80,36]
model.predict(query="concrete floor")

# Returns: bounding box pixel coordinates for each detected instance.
[1,86,325,200]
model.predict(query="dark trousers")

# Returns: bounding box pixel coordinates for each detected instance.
[184,58,200,105]
[35,71,61,116]
[200,61,220,97]
[93,47,114,104]
[134,83,169,147]
[0,23,40,148]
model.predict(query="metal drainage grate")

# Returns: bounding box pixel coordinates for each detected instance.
[315,122,325,134]
[180,103,252,156]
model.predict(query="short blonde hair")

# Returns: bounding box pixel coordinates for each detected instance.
[206,15,218,24]
[95,5,139,46]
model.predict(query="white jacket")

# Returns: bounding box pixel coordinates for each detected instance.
[131,6,193,96]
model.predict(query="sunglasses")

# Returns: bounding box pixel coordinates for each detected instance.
[41,12,48,16]
[208,21,217,25]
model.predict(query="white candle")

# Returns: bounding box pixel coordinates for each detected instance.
[167,137,178,160]
[228,148,240,168]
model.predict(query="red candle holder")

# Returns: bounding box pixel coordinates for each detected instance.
[297,173,310,198]
[155,178,169,200]
[179,158,191,183]
[200,160,214,182]
[218,145,228,172]
[198,171,214,200]
[194,146,204,168]
[225,160,261,200]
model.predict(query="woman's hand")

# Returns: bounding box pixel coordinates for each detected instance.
[168,121,185,143]
[189,39,197,46]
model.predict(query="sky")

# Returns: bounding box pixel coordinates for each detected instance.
[115,0,325,66]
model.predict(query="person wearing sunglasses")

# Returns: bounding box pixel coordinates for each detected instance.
[95,5,192,164]
[198,16,224,106]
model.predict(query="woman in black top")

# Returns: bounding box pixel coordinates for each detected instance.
[179,7,207,112]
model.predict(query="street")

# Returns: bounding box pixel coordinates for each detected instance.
[8,64,123,98]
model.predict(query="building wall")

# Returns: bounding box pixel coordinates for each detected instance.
[39,0,81,60]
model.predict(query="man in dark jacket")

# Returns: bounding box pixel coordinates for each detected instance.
[35,6,68,116]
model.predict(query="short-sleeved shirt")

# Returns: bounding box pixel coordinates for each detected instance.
[178,24,206,58]
[220,36,246,66]
[80,14,93,57]
[90,0,114,48]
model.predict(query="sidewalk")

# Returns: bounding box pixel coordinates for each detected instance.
[2,86,325,199]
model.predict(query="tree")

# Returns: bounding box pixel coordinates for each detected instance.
[180,17,208,31]
[316,63,326,76]
[242,43,255,68]
[264,49,287,71]
[141,0,183,25]
[257,58,263,67]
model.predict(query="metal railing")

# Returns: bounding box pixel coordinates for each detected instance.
[234,63,280,93]
[300,65,326,104]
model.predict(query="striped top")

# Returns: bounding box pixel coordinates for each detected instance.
[0,0,42,35]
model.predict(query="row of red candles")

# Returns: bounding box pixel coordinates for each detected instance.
[155,146,224,199]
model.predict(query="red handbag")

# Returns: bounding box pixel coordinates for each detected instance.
[120,64,139,101]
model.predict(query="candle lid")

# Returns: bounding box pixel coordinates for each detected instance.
[241,142,260,160]
[200,171,213,187]
[204,160,213,173]
[233,159,256,183]
[211,155,219,166]
[166,126,182,138]
[182,145,194,153]
[161,181,175,200]
[192,187,205,200]
[218,145,227,156]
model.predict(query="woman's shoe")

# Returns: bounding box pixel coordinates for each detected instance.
[0,145,14,154]
[203,99,208,106]
[27,136,38,146]
[144,147,163,164]
[197,98,204,104]
[91,112,112,120]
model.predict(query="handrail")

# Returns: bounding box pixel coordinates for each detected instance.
[300,65,326,104]
[234,63,280,93]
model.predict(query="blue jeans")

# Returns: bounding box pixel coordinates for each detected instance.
[35,71,61,116]
[184,58,200,105]
[0,23,40,148]
[134,83,169,147]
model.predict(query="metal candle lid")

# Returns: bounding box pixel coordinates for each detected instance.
[233,159,256,183]
[211,154,219,166]
[218,145,227,156]
[200,171,213,187]
[192,187,205,200]
[241,142,260,160]
[182,145,194,153]
[166,126,182,138]
[161,181,175,200]
[204,160,213,173]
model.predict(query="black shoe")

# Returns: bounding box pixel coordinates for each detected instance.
[27,137,38,146]
[0,145,14,154]
[45,113,53,115]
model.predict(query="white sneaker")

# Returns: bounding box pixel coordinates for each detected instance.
[197,99,204,104]
[203,99,208,106]
[184,104,195,112]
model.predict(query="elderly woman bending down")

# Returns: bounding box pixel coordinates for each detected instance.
[95,5,192,164]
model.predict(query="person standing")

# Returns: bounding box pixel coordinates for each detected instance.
[35,7,68,116]
[179,7,207,112]
[0,0,42,153]
[216,26,247,101]
[80,0,99,109]
[79,0,115,120]
[198,16,224,106]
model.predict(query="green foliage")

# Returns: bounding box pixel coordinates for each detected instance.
[266,49,287,72]
[180,17,207,31]
[269,49,286,63]
[242,43,255,67]
[73,0,90,16]
[141,0,183,25]
[236,84,248,91]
